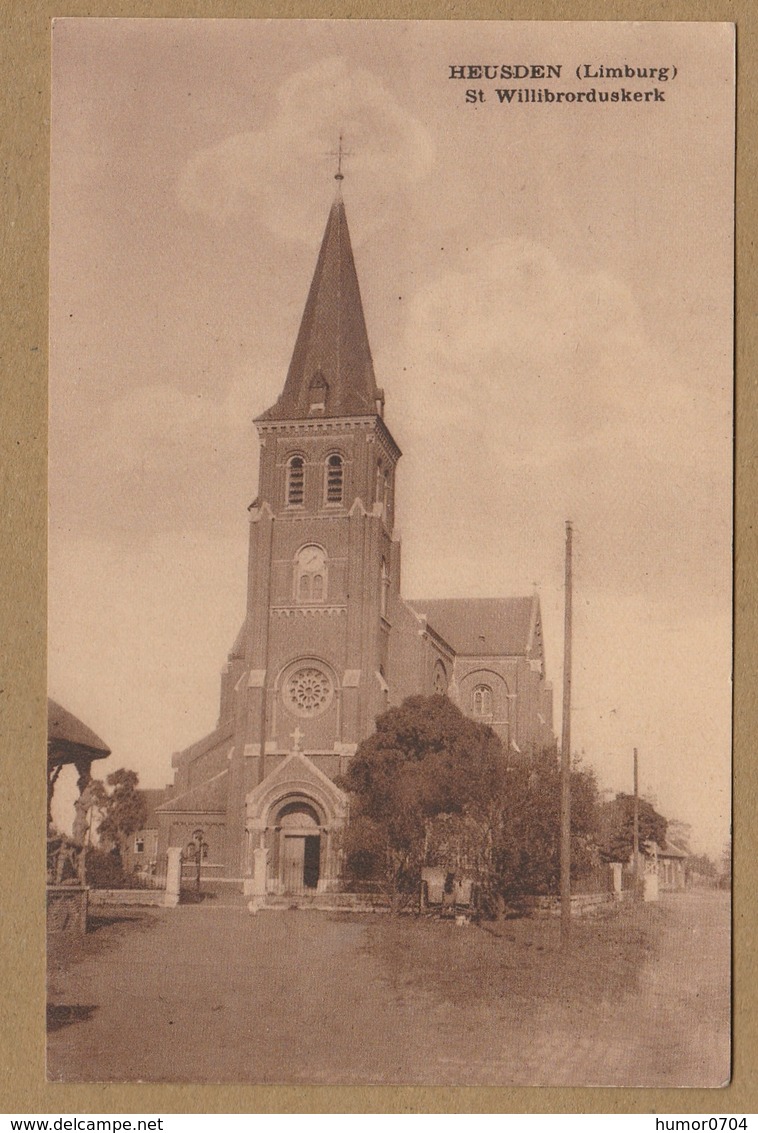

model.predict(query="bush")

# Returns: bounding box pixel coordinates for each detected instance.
[338,696,506,903]
[85,847,151,889]
[338,696,602,912]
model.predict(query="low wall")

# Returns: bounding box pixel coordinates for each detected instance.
[531,893,618,917]
[89,888,165,907]
[47,885,88,933]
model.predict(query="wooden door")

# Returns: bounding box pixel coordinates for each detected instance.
[283,836,306,894]
[303,835,320,890]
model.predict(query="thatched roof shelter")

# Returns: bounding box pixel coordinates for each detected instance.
[47,698,111,767]
[47,698,111,829]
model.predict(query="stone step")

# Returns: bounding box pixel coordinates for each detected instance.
[181,883,389,912]
[259,892,389,912]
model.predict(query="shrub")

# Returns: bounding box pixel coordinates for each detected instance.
[85,847,150,889]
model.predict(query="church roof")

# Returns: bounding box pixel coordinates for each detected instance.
[156,768,229,814]
[138,788,168,826]
[229,619,246,660]
[407,596,539,657]
[47,698,111,766]
[257,195,380,422]
[650,840,689,860]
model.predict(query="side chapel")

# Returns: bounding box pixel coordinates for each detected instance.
[156,182,554,894]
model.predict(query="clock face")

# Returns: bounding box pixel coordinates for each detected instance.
[300,546,325,571]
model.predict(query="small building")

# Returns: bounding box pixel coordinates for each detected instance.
[654,841,688,891]
[625,840,689,899]
[121,788,167,878]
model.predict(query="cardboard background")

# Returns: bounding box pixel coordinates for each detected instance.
[2,1,752,1115]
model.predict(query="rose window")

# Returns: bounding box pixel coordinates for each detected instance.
[286,667,333,717]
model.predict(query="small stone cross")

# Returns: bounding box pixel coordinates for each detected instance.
[290,726,304,753]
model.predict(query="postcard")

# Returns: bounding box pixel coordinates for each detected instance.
[47,18,733,1087]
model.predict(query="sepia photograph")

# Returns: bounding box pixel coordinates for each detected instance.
[46,18,733,1087]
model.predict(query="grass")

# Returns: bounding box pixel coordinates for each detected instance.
[48,902,664,1018]
[46,893,728,1085]
[360,901,666,1009]
[47,907,162,987]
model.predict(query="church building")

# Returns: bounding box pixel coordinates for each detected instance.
[156,183,554,895]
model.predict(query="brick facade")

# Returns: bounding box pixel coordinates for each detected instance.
[157,192,553,891]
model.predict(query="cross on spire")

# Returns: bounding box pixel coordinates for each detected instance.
[329,134,351,183]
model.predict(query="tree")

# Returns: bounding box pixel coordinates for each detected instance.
[97,768,147,866]
[666,819,693,852]
[598,792,667,863]
[685,852,718,886]
[337,695,506,903]
[488,745,601,902]
[338,695,601,911]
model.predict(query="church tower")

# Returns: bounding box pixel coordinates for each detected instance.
[222,185,402,887]
[158,176,554,895]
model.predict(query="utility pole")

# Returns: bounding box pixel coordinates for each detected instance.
[632,747,640,900]
[560,520,573,947]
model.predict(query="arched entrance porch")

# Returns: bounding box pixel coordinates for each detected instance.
[243,752,347,897]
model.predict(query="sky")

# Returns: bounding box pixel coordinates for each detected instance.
[49,19,734,858]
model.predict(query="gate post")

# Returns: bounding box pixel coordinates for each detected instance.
[245,846,269,905]
[164,846,182,907]
[252,846,269,896]
[610,862,623,899]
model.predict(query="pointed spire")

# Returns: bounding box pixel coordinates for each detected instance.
[258,194,380,422]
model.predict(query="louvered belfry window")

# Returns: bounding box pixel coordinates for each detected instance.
[326,454,344,504]
[287,456,305,506]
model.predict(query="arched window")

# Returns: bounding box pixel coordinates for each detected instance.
[326,454,344,505]
[433,661,447,696]
[473,684,493,717]
[286,456,305,506]
[294,545,327,604]
[380,559,390,618]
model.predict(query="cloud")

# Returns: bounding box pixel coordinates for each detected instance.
[49,368,269,540]
[388,237,731,613]
[398,239,713,457]
[177,56,434,243]
[381,237,731,857]
[48,528,249,787]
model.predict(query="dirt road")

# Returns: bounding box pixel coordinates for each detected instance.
[47,889,729,1086]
